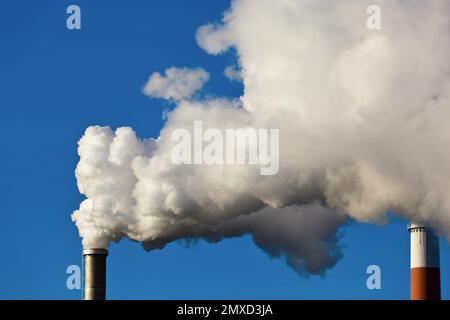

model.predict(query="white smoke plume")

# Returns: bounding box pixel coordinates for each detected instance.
[143,67,209,101]
[224,65,243,82]
[72,0,450,275]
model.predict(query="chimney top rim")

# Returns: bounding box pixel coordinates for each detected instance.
[83,248,109,256]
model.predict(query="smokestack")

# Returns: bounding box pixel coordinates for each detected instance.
[83,248,108,300]
[408,224,440,300]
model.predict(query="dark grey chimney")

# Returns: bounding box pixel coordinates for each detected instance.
[83,248,108,300]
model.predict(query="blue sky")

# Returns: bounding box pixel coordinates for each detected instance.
[0,0,448,300]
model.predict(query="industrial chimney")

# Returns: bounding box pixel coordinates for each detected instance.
[408,223,440,300]
[83,248,108,300]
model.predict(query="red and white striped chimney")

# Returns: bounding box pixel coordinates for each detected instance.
[408,223,441,300]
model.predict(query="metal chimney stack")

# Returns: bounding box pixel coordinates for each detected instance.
[83,248,108,300]
[408,224,440,300]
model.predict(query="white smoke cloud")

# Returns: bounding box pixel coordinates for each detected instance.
[143,67,209,101]
[72,0,450,275]
[224,65,243,82]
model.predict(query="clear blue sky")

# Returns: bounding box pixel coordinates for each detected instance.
[0,0,448,300]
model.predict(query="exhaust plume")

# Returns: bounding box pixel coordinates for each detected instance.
[72,0,450,275]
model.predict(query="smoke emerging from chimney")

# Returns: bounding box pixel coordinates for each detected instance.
[72,0,450,275]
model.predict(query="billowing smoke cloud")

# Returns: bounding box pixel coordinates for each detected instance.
[224,65,243,82]
[143,67,209,101]
[72,0,450,275]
